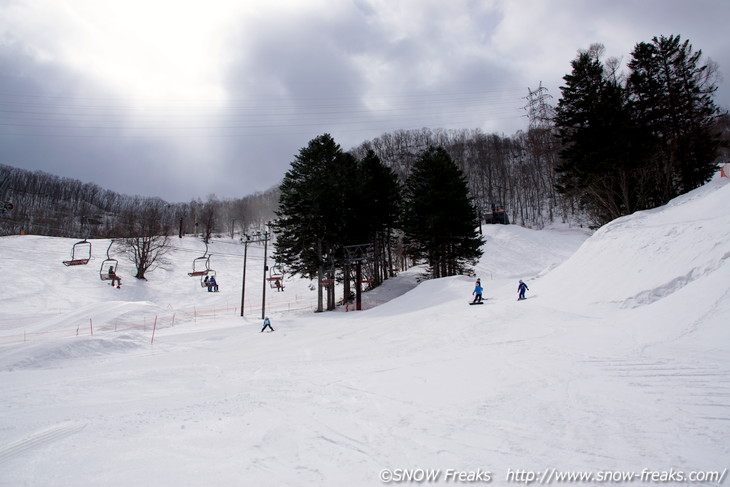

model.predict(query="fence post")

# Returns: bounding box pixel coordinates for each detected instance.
[89,319,93,336]
[151,315,158,344]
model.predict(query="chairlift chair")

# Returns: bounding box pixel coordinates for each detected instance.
[267,263,285,289]
[189,254,212,277]
[189,241,214,277]
[62,239,92,266]
[100,241,119,281]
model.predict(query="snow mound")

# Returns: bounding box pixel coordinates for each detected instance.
[539,178,730,312]
[0,333,148,371]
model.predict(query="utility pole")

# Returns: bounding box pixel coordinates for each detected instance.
[240,235,249,317]
[240,230,270,320]
[262,232,268,320]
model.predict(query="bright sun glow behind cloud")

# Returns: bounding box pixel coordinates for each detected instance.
[13,0,250,108]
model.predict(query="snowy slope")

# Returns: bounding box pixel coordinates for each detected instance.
[1,180,729,486]
[0,235,322,340]
[539,178,730,313]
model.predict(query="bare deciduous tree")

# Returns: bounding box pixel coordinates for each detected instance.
[119,204,172,279]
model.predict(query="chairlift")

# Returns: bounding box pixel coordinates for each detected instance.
[189,241,213,277]
[267,263,285,290]
[62,239,91,266]
[189,254,212,276]
[99,240,119,281]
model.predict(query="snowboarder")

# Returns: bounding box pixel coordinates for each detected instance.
[209,276,219,292]
[204,276,211,291]
[108,266,121,288]
[261,316,274,332]
[517,279,529,300]
[472,281,484,303]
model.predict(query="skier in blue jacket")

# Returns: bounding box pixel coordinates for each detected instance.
[472,280,484,303]
[517,280,529,300]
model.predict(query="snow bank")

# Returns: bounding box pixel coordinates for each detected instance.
[538,178,730,313]
[0,333,148,371]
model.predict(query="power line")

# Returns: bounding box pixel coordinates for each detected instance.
[0,86,529,137]
[0,86,525,105]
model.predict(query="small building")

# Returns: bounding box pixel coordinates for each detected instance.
[483,205,510,225]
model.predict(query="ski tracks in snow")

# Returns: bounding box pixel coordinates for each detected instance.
[580,355,730,466]
[595,358,730,422]
[0,421,86,465]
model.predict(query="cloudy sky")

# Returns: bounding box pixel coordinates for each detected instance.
[1,0,729,203]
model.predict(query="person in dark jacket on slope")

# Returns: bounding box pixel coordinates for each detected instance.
[517,280,529,300]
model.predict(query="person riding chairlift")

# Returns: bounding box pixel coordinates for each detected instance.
[108,266,121,288]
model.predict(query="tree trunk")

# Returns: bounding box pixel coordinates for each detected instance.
[316,239,324,312]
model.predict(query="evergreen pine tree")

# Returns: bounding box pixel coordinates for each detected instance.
[272,134,356,311]
[274,134,385,311]
[402,146,483,278]
[358,150,402,283]
[628,34,722,203]
[555,45,663,225]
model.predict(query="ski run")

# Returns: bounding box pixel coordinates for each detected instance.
[0,177,729,486]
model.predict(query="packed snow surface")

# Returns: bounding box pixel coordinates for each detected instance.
[1,178,729,486]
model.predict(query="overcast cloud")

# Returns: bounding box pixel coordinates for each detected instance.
[1,0,728,202]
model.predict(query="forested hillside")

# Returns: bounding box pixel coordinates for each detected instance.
[1,123,581,239]
[351,124,576,229]
[0,164,279,238]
